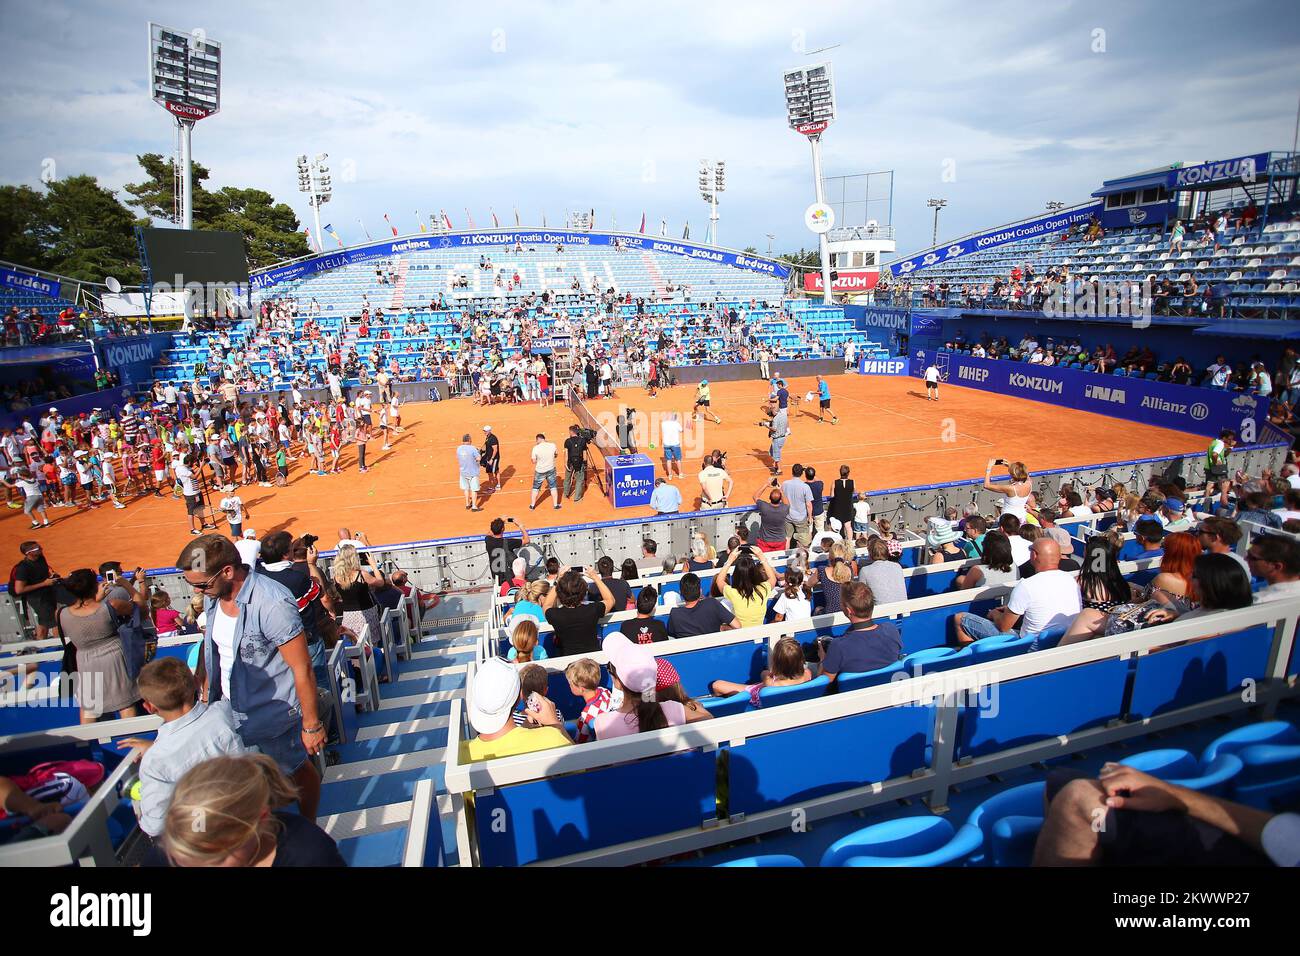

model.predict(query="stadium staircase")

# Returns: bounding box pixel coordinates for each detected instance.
[318,603,485,866]
[639,251,671,298]
[387,257,409,312]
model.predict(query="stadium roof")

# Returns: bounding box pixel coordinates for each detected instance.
[1192,319,1300,341]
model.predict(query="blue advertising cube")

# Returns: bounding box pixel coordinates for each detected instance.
[606,454,655,508]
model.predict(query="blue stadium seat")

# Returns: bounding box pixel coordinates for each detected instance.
[836,660,907,691]
[902,645,975,675]
[716,854,804,867]
[969,632,1036,662]
[1120,748,1243,797]
[821,814,978,867]
[1201,721,1300,810]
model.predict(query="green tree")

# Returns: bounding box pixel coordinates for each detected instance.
[742,245,758,254]
[39,175,142,284]
[125,153,308,266]
[0,185,50,268]
[779,248,821,268]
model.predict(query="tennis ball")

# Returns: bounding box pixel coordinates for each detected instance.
[649,442,657,449]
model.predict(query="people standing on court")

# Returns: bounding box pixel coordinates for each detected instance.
[693,380,722,424]
[814,375,839,424]
[528,432,561,511]
[661,412,684,480]
[924,361,944,400]
[768,403,789,476]
[781,464,814,549]
[480,425,501,493]
[563,425,589,504]
[456,434,483,511]
[698,454,733,509]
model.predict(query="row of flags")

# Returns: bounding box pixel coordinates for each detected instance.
[305,211,689,252]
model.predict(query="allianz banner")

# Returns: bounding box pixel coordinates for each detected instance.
[250,230,789,290]
[910,350,1265,439]
[889,203,1102,278]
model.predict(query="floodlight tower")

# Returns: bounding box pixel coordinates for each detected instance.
[783,62,836,303]
[699,160,725,245]
[927,198,947,247]
[297,154,333,253]
[148,23,221,230]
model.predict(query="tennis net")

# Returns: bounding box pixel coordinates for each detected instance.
[566,389,622,459]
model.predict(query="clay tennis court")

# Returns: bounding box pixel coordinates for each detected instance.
[0,374,1209,572]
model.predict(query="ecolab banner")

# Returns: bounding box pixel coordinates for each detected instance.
[803,269,881,293]
[889,203,1102,278]
[0,266,61,299]
[912,350,1265,438]
[250,230,789,291]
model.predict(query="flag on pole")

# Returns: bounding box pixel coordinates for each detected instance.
[416,210,426,233]
[660,219,667,237]
[304,226,316,252]
[384,213,397,237]
[491,208,500,228]
[465,208,476,229]
[514,208,520,228]
[324,223,343,248]
[639,212,646,235]
[683,222,690,240]
[441,210,453,230]
[542,212,547,227]
[358,218,371,241]
[589,208,595,231]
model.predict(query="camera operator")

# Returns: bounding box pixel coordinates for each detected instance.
[485,516,530,587]
[563,425,592,503]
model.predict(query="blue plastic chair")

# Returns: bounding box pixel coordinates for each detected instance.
[1028,624,1069,652]
[821,814,979,867]
[702,692,750,717]
[716,854,805,867]
[969,632,1036,662]
[756,675,831,707]
[902,645,975,675]
[1120,748,1243,797]
[1201,721,1300,809]
[836,660,906,691]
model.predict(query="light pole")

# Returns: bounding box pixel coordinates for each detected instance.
[699,159,725,245]
[148,23,222,229]
[765,233,775,255]
[297,153,332,253]
[927,198,947,248]
[784,62,836,304]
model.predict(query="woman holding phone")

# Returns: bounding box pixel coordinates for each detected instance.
[984,458,1035,522]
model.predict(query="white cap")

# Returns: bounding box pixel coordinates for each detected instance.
[243,529,257,540]
[482,425,492,432]
[467,657,521,736]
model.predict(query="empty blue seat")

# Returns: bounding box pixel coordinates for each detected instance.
[836,660,906,691]
[1201,721,1300,810]
[822,814,976,867]
[1121,748,1243,797]
[969,632,1036,662]
[902,645,975,675]
[716,854,804,867]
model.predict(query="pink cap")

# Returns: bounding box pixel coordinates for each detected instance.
[603,633,657,697]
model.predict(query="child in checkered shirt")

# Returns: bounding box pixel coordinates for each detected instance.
[566,658,613,744]
[512,664,551,728]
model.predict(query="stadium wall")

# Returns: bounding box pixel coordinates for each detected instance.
[910,348,1268,439]
[0,436,1287,642]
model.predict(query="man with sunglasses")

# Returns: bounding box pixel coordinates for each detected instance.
[176,534,325,820]
[1248,536,1300,604]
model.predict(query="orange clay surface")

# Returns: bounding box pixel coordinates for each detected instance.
[0,375,1208,573]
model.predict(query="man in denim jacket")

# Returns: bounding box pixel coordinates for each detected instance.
[177,534,326,819]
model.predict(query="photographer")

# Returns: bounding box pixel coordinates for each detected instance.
[563,425,591,503]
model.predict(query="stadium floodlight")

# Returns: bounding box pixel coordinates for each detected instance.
[148,23,222,230]
[928,198,948,247]
[783,61,836,303]
[296,151,332,252]
[1046,200,1066,213]
[698,159,725,245]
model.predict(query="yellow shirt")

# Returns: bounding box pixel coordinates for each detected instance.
[459,724,571,763]
[722,582,772,629]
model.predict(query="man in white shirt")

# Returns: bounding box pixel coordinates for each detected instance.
[924,362,943,401]
[661,412,684,480]
[956,539,1080,645]
[175,455,207,535]
[528,432,561,511]
[698,459,733,509]
[1248,537,1300,605]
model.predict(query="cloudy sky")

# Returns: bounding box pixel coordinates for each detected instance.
[2,0,1297,259]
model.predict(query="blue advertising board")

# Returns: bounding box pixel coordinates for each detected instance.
[889,203,1103,278]
[0,267,61,299]
[857,357,910,376]
[911,350,1265,439]
[1167,152,1270,191]
[606,453,655,508]
[250,230,788,292]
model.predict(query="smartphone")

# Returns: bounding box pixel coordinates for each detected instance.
[527,692,544,713]
[505,516,517,524]
[104,570,117,584]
